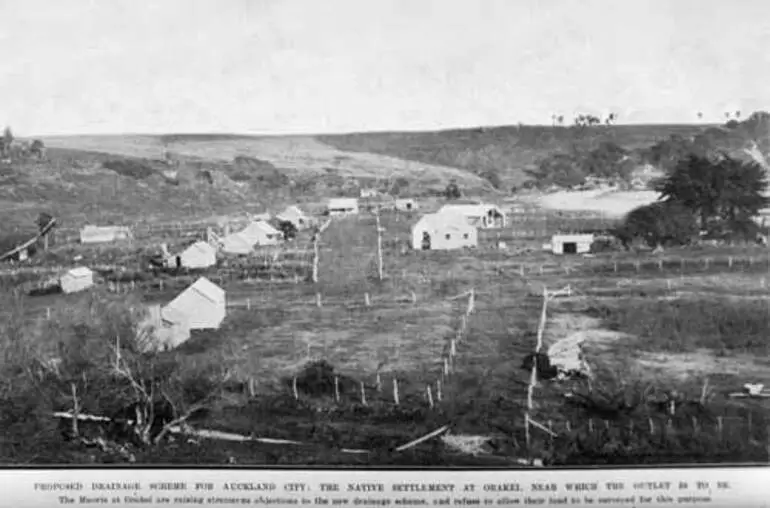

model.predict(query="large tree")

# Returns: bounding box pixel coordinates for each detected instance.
[653,153,769,231]
[615,201,699,250]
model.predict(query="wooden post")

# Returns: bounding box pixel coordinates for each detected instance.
[426,385,434,409]
[364,292,370,307]
[376,372,381,392]
[539,265,544,275]
[46,307,51,319]
[334,376,340,402]
[436,379,442,401]
[717,416,723,439]
[450,339,456,357]
[634,260,640,272]
[392,378,399,405]
[292,377,299,400]
[613,261,618,273]
[71,383,79,438]
[519,265,524,277]
[246,298,251,310]
[588,418,594,433]
[360,381,367,406]
[691,416,698,433]
[658,259,663,271]
[728,256,733,268]
[311,233,320,283]
[131,280,136,290]
[375,211,384,281]
[443,357,449,376]
[680,258,685,271]
[316,292,322,308]
[524,413,531,450]
[411,291,417,304]
[666,279,671,291]
[648,417,655,435]
[566,420,571,432]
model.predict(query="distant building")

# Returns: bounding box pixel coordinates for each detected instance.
[276,205,312,230]
[136,304,191,352]
[79,225,133,244]
[395,198,418,212]
[60,266,95,294]
[327,198,359,217]
[360,188,379,198]
[549,234,594,255]
[162,277,226,330]
[170,241,217,269]
[220,233,253,255]
[237,221,282,246]
[438,204,506,229]
[411,212,478,250]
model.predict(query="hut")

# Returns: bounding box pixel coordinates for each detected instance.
[411,212,477,250]
[79,225,134,244]
[549,234,594,255]
[172,241,217,269]
[237,221,282,246]
[220,233,254,255]
[162,277,226,330]
[327,198,359,217]
[395,198,418,212]
[438,204,506,228]
[60,267,95,294]
[276,205,312,230]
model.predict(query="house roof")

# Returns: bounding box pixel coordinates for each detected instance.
[238,221,280,244]
[64,266,93,278]
[328,198,359,208]
[166,277,225,317]
[182,240,216,256]
[414,212,475,233]
[277,205,307,220]
[552,233,594,241]
[220,232,253,253]
[439,203,504,217]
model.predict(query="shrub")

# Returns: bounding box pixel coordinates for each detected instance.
[102,159,155,179]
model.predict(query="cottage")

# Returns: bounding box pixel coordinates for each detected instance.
[395,198,418,212]
[162,277,226,330]
[327,198,359,217]
[169,241,217,269]
[60,266,95,294]
[237,221,282,246]
[220,233,253,255]
[79,225,133,244]
[136,304,191,352]
[411,212,478,250]
[276,205,311,230]
[549,234,594,255]
[438,204,506,229]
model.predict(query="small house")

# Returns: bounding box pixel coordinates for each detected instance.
[277,205,312,230]
[549,234,594,255]
[411,213,478,250]
[360,188,379,198]
[60,266,95,294]
[395,198,418,212]
[79,225,134,244]
[237,221,282,246]
[162,277,226,330]
[250,212,272,222]
[438,204,506,229]
[220,233,253,255]
[327,198,359,217]
[136,304,191,352]
[170,241,217,269]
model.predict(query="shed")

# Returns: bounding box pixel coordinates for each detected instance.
[550,234,594,255]
[171,241,217,269]
[438,204,506,228]
[395,198,418,212]
[220,233,253,255]
[327,198,359,216]
[79,225,134,244]
[60,266,95,294]
[136,304,191,352]
[277,205,311,230]
[162,277,226,330]
[411,212,477,250]
[237,221,282,246]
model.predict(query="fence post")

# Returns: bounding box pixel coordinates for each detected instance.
[658,259,663,271]
[613,261,618,273]
[426,385,434,409]
[292,377,299,400]
[392,378,400,406]
[246,298,251,310]
[71,383,79,438]
[704,258,710,270]
[316,293,322,308]
[634,260,640,273]
[728,256,733,269]
[334,375,340,403]
[46,307,51,319]
[436,379,442,401]
[364,293,370,307]
[717,416,723,440]
[411,291,417,304]
[360,381,367,406]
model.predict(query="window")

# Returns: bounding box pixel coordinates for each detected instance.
[445,234,451,240]
[463,233,469,239]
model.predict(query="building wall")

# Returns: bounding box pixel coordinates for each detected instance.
[180,243,217,268]
[60,273,94,293]
[411,220,477,250]
[551,235,594,255]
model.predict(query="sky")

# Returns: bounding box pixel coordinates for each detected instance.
[1,0,769,136]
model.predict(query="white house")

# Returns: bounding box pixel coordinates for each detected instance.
[60,266,95,294]
[360,188,379,198]
[79,225,133,244]
[411,212,478,250]
[219,233,254,255]
[169,241,217,269]
[237,221,282,246]
[438,204,506,229]
[136,304,191,352]
[395,198,418,212]
[162,277,226,330]
[327,198,359,216]
[276,205,312,230]
[549,234,594,255]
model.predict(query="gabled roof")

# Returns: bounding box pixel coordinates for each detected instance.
[328,198,359,208]
[168,277,225,307]
[64,266,93,278]
[182,240,216,256]
[220,232,253,253]
[414,212,475,232]
[277,205,307,220]
[439,203,504,216]
[238,221,280,243]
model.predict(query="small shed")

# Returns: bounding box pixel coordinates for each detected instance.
[277,205,311,230]
[220,233,253,255]
[411,212,477,250]
[79,225,134,244]
[327,198,359,216]
[172,241,217,269]
[60,266,95,294]
[438,204,506,229]
[395,198,418,212]
[162,277,226,330]
[237,221,282,246]
[136,304,191,352]
[550,234,594,255]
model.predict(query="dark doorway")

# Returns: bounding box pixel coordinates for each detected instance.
[563,242,577,254]
[176,255,182,268]
[421,232,431,250]
[406,203,412,210]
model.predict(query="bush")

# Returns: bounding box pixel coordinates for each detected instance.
[102,159,155,179]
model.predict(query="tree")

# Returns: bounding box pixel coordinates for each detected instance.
[277,220,298,240]
[653,153,769,230]
[444,180,461,200]
[615,201,699,250]
[30,139,46,160]
[528,152,586,189]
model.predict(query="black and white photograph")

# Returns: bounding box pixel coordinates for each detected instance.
[1,0,768,470]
